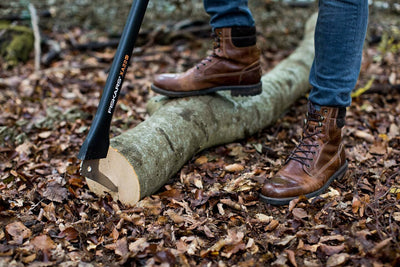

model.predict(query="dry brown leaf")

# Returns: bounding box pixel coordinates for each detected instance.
[5,221,32,244]
[129,238,149,254]
[319,235,345,243]
[165,210,185,224]
[111,227,119,241]
[21,253,37,264]
[42,181,68,203]
[354,130,375,143]
[274,235,296,246]
[319,243,345,256]
[38,131,52,139]
[204,229,244,256]
[265,220,279,231]
[292,208,308,219]
[222,242,246,258]
[285,249,298,267]
[371,238,392,254]
[288,198,299,212]
[352,195,361,214]
[326,253,349,267]
[225,163,244,173]
[194,155,208,165]
[203,225,215,238]
[136,198,162,216]
[30,235,56,251]
[15,141,34,156]
[388,123,399,140]
[115,237,128,257]
[220,198,242,210]
[369,142,387,155]
[255,213,273,223]
[60,227,79,242]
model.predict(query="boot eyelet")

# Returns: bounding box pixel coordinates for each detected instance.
[320,115,324,120]
[306,164,310,168]
[324,109,328,114]
[318,122,323,127]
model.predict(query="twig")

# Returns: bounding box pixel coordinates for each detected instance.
[28,3,41,72]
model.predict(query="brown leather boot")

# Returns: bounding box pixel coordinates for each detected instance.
[260,102,348,205]
[151,27,262,97]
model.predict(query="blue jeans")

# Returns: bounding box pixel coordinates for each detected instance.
[203,0,255,29]
[204,0,369,107]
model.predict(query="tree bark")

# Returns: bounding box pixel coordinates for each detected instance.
[84,13,317,206]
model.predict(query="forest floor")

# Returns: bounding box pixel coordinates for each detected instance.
[1,3,400,267]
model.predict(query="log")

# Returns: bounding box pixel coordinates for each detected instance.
[82,13,318,206]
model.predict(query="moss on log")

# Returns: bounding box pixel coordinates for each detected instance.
[0,23,34,68]
[84,13,318,206]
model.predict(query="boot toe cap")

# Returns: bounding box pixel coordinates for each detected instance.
[261,175,303,199]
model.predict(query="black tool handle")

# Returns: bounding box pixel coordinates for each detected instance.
[78,0,149,160]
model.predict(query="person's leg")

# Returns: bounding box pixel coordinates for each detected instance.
[260,0,369,206]
[151,0,261,97]
[203,0,255,29]
[309,0,369,107]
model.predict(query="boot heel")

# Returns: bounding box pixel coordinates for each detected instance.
[230,82,262,97]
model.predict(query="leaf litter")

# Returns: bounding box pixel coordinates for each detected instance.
[0,7,400,267]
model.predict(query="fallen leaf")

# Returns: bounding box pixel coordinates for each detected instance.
[59,227,79,242]
[255,213,273,223]
[292,208,308,219]
[369,142,387,155]
[319,235,345,243]
[265,220,279,231]
[21,253,36,264]
[15,141,34,156]
[155,250,176,265]
[272,253,288,266]
[115,237,128,257]
[225,163,244,173]
[326,253,349,267]
[165,210,185,224]
[288,198,299,212]
[6,221,32,244]
[129,238,149,254]
[319,243,345,256]
[354,130,375,143]
[30,235,56,251]
[38,131,52,139]
[352,195,361,214]
[222,242,246,258]
[319,188,340,199]
[195,156,208,165]
[274,235,296,246]
[285,249,298,267]
[220,198,242,210]
[371,238,392,254]
[42,180,68,203]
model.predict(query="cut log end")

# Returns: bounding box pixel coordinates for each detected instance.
[84,146,140,205]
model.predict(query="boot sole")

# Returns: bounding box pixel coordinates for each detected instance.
[259,161,348,206]
[150,82,262,98]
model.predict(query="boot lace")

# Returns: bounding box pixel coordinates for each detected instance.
[286,113,324,168]
[195,31,221,70]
